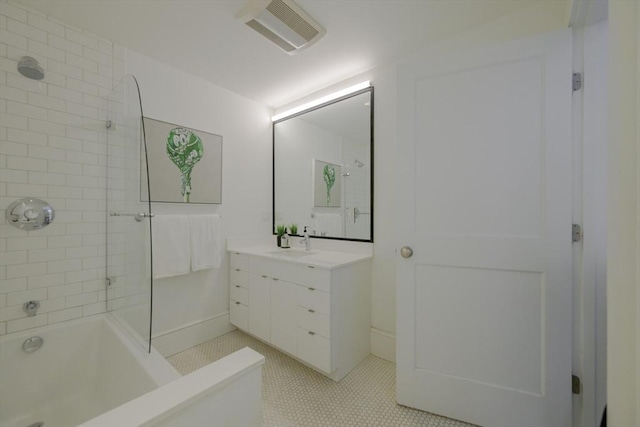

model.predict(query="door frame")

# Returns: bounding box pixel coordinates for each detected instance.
[571,15,609,427]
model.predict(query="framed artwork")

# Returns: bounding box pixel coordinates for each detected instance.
[313,159,341,207]
[143,118,222,204]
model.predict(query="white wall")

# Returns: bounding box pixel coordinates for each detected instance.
[0,0,125,335]
[274,0,571,362]
[125,50,272,354]
[0,0,584,365]
[607,0,640,425]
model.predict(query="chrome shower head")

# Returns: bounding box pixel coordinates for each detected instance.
[17,56,44,80]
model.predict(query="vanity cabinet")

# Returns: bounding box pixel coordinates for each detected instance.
[228,250,371,382]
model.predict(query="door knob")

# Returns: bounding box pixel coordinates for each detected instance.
[400,246,413,258]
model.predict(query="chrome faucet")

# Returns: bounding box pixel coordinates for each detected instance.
[300,226,311,251]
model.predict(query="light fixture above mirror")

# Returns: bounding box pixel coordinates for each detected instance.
[272,81,371,121]
[273,83,374,242]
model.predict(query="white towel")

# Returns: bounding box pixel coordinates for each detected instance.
[189,214,222,271]
[152,215,191,279]
[314,213,342,236]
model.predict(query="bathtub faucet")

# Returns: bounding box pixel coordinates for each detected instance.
[23,300,40,317]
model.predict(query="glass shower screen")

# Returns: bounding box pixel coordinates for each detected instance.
[106,75,153,352]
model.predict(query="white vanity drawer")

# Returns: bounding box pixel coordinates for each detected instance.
[296,286,330,314]
[249,256,271,276]
[278,262,330,292]
[297,327,331,373]
[230,300,248,331]
[250,257,331,292]
[230,268,249,286]
[230,252,249,271]
[230,284,249,305]
[297,306,330,338]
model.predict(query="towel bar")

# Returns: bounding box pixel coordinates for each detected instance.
[109,211,154,222]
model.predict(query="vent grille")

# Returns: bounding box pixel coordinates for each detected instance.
[266,0,319,42]
[243,0,325,54]
[246,19,296,52]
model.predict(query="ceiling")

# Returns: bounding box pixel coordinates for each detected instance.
[17,0,557,108]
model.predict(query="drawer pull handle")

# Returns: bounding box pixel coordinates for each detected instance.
[235,252,240,255]
[235,268,240,272]
[309,287,315,291]
[307,265,315,269]
[235,285,240,288]
[235,301,240,305]
[308,309,315,313]
[261,275,267,278]
[272,278,279,281]
[308,331,315,336]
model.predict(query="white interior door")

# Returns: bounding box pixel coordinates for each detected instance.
[396,30,573,427]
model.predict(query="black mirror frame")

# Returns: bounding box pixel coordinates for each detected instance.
[272,86,374,243]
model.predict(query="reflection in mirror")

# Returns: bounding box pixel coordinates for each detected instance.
[273,87,373,242]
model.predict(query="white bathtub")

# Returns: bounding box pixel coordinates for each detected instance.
[0,314,264,427]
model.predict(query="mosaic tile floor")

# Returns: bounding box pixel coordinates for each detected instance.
[167,330,473,427]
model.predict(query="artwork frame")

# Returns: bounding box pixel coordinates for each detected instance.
[142,117,222,204]
[313,159,341,207]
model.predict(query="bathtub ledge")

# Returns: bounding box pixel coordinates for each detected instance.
[78,347,265,427]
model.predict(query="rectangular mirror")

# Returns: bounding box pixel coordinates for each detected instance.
[273,87,373,242]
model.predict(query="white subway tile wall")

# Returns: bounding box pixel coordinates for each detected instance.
[0,0,125,334]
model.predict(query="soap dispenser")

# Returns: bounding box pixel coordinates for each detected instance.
[281,228,290,248]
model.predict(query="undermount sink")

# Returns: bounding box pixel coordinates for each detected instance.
[267,250,317,258]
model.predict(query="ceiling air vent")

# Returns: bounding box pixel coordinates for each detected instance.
[242,0,326,54]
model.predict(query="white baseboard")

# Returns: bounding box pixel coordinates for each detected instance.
[153,316,396,363]
[371,327,396,363]
[152,312,235,357]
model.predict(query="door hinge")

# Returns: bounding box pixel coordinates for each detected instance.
[573,72,583,92]
[572,374,581,394]
[572,224,582,243]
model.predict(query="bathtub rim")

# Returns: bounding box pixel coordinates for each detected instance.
[78,346,265,427]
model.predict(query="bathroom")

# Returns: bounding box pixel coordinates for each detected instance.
[0,0,637,426]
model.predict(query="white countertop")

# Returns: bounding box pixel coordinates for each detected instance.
[228,245,372,270]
